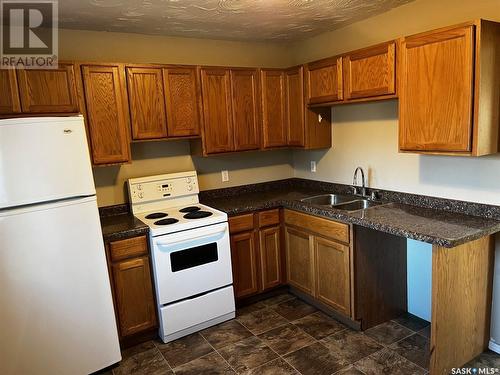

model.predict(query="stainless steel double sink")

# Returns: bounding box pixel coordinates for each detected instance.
[300,193,382,212]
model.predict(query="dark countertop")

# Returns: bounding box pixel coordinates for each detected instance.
[100,211,149,243]
[200,184,500,248]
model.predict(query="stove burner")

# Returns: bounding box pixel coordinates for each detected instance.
[183,211,213,219]
[145,212,168,220]
[154,218,179,225]
[179,206,201,213]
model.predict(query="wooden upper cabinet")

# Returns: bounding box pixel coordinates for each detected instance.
[17,64,79,113]
[230,69,261,151]
[126,66,168,140]
[285,66,305,147]
[200,68,234,154]
[163,66,201,137]
[400,25,474,153]
[305,56,343,105]
[0,70,21,114]
[343,41,396,100]
[80,64,131,165]
[400,20,500,156]
[261,69,287,148]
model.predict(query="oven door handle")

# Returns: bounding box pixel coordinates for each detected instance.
[154,223,228,247]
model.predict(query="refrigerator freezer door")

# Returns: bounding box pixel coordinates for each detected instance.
[0,196,121,375]
[0,116,96,209]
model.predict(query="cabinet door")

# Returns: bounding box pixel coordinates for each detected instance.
[126,67,168,140]
[81,64,131,165]
[230,69,260,151]
[163,67,201,137]
[285,67,305,146]
[0,69,21,114]
[261,69,287,148]
[230,231,259,298]
[111,256,157,337]
[17,64,79,113]
[259,226,282,291]
[343,42,396,100]
[285,227,314,295]
[399,26,474,152]
[305,56,343,104]
[315,237,351,316]
[200,68,234,153]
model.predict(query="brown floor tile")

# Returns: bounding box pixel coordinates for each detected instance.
[258,323,316,355]
[173,352,235,375]
[156,333,213,368]
[293,311,347,340]
[273,298,317,321]
[390,333,430,369]
[284,342,348,375]
[261,293,296,307]
[364,321,414,346]
[335,365,366,374]
[113,347,172,375]
[392,313,430,332]
[242,357,298,375]
[201,320,253,349]
[236,301,268,317]
[218,336,278,373]
[237,307,288,335]
[417,326,430,339]
[121,341,157,360]
[465,350,500,369]
[354,348,425,375]
[321,330,383,364]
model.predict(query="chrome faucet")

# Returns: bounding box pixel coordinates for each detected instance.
[352,167,367,197]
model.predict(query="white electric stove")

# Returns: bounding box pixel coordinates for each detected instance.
[128,171,235,343]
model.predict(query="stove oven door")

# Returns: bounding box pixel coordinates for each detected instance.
[152,222,233,305]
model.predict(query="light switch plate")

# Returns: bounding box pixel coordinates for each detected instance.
[310,161,317,173]
[221,170,229,182]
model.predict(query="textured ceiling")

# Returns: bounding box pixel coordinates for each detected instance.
[58,0,414,42]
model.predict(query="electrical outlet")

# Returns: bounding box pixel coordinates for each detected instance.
[221,170,229,182]
[310,161,317,173]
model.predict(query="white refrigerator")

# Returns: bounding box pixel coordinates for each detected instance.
[0,116,121,374]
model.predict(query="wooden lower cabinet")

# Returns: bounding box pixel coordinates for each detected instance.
[259,225,282,291]
[229,209,283,299]
[285,209,352,317]
[314,236,350,316]
[230,231,260,298]
[106,235,158,341]
[285,227,314,295]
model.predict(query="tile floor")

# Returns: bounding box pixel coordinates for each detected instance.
[107,292,500,375]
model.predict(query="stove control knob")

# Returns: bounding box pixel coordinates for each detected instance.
[137,184,143,191]
[186,177,192,183]
[138,192,144,199]
[187,184,193,191]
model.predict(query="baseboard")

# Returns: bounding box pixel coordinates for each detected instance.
[489,339,500,354]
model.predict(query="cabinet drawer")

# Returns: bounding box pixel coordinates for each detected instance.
[258,209,280,228]
[284,209,349,244]
[109,235,148,262]
[229,213,255,234]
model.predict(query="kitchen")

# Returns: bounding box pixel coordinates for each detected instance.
[0,0,499,374]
